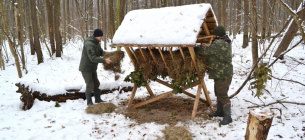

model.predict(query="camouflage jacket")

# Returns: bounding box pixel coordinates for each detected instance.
[196,37,233,79]
[79,35,105,72]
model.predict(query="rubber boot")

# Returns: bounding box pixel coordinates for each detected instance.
[219,106,232,125]
[85,93,93,106]
[94,89,105,103]
[208,102,224,117]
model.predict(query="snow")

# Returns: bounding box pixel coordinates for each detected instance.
[1,34,305,139]
[113,3,215,45]
[250,108,274,119]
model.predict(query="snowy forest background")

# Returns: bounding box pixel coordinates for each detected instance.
[0,0,305,140]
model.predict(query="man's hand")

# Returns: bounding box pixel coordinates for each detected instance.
[105,58,112,64]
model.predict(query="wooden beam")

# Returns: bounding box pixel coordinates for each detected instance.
[132,91,174,108]
[123,47,136,66]
[158,47,170,71]
[201,75,211,106]
[191,83,202,120]
[169,47,175,60]
[128,84,138,107]
[147,47,157,64]
[179,48,186,61]
[138,47,147,61]
[155,79,207,103]
[188,47,199,74]
[111,44,196,48]
[202,22,211,35]
[130,47,139,63]
[145,83,154,97]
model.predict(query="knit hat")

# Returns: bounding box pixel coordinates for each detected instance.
[93,29,103,37]
[212,26,226,36]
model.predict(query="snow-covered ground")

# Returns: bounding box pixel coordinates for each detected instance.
[0,34,305,140]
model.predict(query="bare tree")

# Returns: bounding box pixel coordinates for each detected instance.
[54,0,62,57]
[0,0,22,77]
[30,0,44,64]
[251,0,258,67]
[273,1,305,58]
[14,2,25,69]
[46,0,56,55]
[242,0,249,48]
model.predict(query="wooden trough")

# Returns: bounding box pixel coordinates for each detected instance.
[112,4,217,119]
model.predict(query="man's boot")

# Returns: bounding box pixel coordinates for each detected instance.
[219,105,232,125]
[94,89,105,103]
[85,93,93,106]
[208,102,224,117]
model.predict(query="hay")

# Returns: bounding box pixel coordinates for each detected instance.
[85,103,117,114]
[162,126,193,140]
[103,51,125,73]
[126,48,208,92]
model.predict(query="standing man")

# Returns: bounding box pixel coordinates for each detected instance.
[196,26,233,125]
[79,29,112,106]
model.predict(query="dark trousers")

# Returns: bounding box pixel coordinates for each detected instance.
[214,77,232,105]
[81,72,100,94]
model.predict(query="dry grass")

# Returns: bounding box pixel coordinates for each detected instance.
[118,96,210,125]
[103,51,125,73]
[162,126,193,140]
[86,103,117,114]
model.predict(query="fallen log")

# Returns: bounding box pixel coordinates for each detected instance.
[245,108,274,140]
[15,83,133,110]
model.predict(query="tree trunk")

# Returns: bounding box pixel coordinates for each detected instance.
[251,0,258,67]
[0,0,22,78]
[0,39,5,70]
[25,0,35,55]
[67,0,72,40]
[14,2,26,70]
[89,0,93,35]
[217,0,222,25]
[63,0,66,44]
[109,0,115,39]
[103,0,107,50]
[46,0,56,55]
[273,3,305,58]
[261,0,267,40]
[30,0,44,64]
[54,0,62,57]
[97,0,101,28]
[242,0,249,48]
[237,0,241,34]
[245,108,274,140]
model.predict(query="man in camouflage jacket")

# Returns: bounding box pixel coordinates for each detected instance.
[196,26,233,125]
[79,29,112,106]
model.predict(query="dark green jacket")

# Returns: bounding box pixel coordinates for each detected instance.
[196,38,233,79]
[79,35,105,72]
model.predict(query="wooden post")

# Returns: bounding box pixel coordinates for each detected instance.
[179,47,186,61]
[191,83,202,120]
[124,47,136,66]
[138,47,147,61]
[133,91,174,108]
[145,83,154,97]
[128,84,138,107]
[245,108,274,140]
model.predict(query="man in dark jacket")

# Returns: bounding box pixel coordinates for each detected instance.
[79,29,112,106]
[196,26,233,125]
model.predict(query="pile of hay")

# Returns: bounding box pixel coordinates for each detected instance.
[162,126,193,140]
[126,48,208,92]
[85,103,117,114]
[103,51,125,73]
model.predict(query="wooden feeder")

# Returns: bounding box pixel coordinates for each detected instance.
[112,3,217,119]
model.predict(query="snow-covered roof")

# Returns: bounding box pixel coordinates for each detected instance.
[112,3,217,46]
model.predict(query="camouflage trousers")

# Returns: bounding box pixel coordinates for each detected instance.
[214,77,232,106]
[81,72,100,94]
